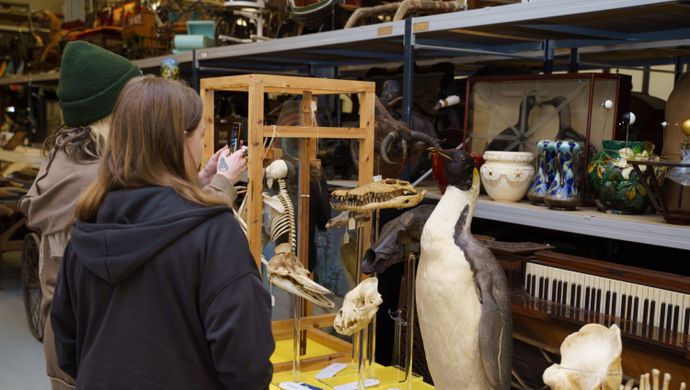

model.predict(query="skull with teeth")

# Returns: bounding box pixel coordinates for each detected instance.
[333,277,383,336]
[330,179,426,211]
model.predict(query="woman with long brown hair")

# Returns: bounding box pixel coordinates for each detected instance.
[50,76,274,389]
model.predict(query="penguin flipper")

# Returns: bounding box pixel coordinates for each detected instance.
[454,213,512,390]
[474,269,512,390]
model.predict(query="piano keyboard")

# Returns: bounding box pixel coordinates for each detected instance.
[525,262,690,336]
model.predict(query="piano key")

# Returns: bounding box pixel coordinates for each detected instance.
[605,291,612,317]
[643,298,649,329]
[551,278,558,302]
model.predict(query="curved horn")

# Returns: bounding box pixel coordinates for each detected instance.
[408,131,441,147]
[379,131,399,165]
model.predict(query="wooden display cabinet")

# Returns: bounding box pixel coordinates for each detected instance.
[464,73,632,162]
[200,74,376,372]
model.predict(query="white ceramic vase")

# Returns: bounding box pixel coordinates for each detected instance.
[480,151,536,202]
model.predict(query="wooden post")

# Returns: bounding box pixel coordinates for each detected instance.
[201,86,215,163]
[247,77,265,268]
[358,90,375,246]
[298,91,316,353]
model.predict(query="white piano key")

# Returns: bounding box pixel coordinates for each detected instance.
[652,287,662,329]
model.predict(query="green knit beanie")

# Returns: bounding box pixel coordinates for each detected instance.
[57,42,142,127]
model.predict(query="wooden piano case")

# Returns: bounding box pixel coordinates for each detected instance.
[510,250,690,384]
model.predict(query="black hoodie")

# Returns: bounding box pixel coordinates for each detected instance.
[51,186,274,389]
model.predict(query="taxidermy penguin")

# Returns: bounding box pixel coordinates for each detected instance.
[417,148,512,390]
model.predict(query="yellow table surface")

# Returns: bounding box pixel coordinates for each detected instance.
[270,336,433,389]
[271,336,340,364]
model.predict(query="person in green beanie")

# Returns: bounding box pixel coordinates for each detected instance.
[19,42,246,390]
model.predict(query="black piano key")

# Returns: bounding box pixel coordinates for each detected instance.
[684,308,690,335]
[650,301,656,331]
[544,279,550,301]
[531,275,536,296]
[556,280,563,303]
[526,274,532,295]
[539,277,544,299]
[570,284,576,307]
[551,279,557,301]
[585,287,591,310]
[643,299,649,328]
[660,303,666,331]
[633,297,639,323]
[562,282,568,305]
[576,286,582,308]
[612,293,617,319]
[605,292,611,316]
[673,305,680,333]
[621,295,627,321]
[596,289,602,313]
[626,296,633,322]
[667,304,674,332]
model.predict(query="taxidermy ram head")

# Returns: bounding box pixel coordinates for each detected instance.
[333,277,383,336]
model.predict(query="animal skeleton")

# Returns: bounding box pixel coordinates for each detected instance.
[267,243,335,309]
[620,368,686,390]
[330,179,426,211]
[333,277,383,336]
[543,323,622,390]
[264,160,297,253]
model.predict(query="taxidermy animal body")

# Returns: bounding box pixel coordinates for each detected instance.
[417,149,512,390]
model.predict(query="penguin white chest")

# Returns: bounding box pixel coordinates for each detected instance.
[416,210,490,388]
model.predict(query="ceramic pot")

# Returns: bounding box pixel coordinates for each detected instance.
[588,140,655,214]
[527,140,556,205]
[545,141,583,210]
[480,151,535,202]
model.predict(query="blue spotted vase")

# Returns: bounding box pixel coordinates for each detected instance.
[527,139,556,205]
[544,140,583,210]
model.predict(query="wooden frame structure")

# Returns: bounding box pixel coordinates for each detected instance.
[201,75,375,371]
[200,74,375,268]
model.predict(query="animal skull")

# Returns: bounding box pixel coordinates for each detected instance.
[333,277,383,336]
[265,159,288,188]
[330,179,426,211]
[543,323,622,390]
[268,243,335,309]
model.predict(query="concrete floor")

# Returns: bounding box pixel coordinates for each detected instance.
[0,251,50,390]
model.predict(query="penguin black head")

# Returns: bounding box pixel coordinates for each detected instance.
[429,148,476,191]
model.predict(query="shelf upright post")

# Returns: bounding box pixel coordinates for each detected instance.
[543,39,554,74]
[568,48,579,74]
[402,17,415,127]
[674,56,683,84]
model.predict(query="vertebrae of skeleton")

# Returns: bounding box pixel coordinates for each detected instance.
[266,160,297,254]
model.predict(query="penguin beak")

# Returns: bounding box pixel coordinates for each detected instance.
[427,147,456,162]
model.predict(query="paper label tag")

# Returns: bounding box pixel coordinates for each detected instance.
[343,231,350,244]
[278,382,314,390]
[314,363,348,379]
[333,379,380,390]
[348,218,356,230]
[373,175,383,182]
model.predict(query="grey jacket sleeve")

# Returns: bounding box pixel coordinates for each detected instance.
[203,175,238,205]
